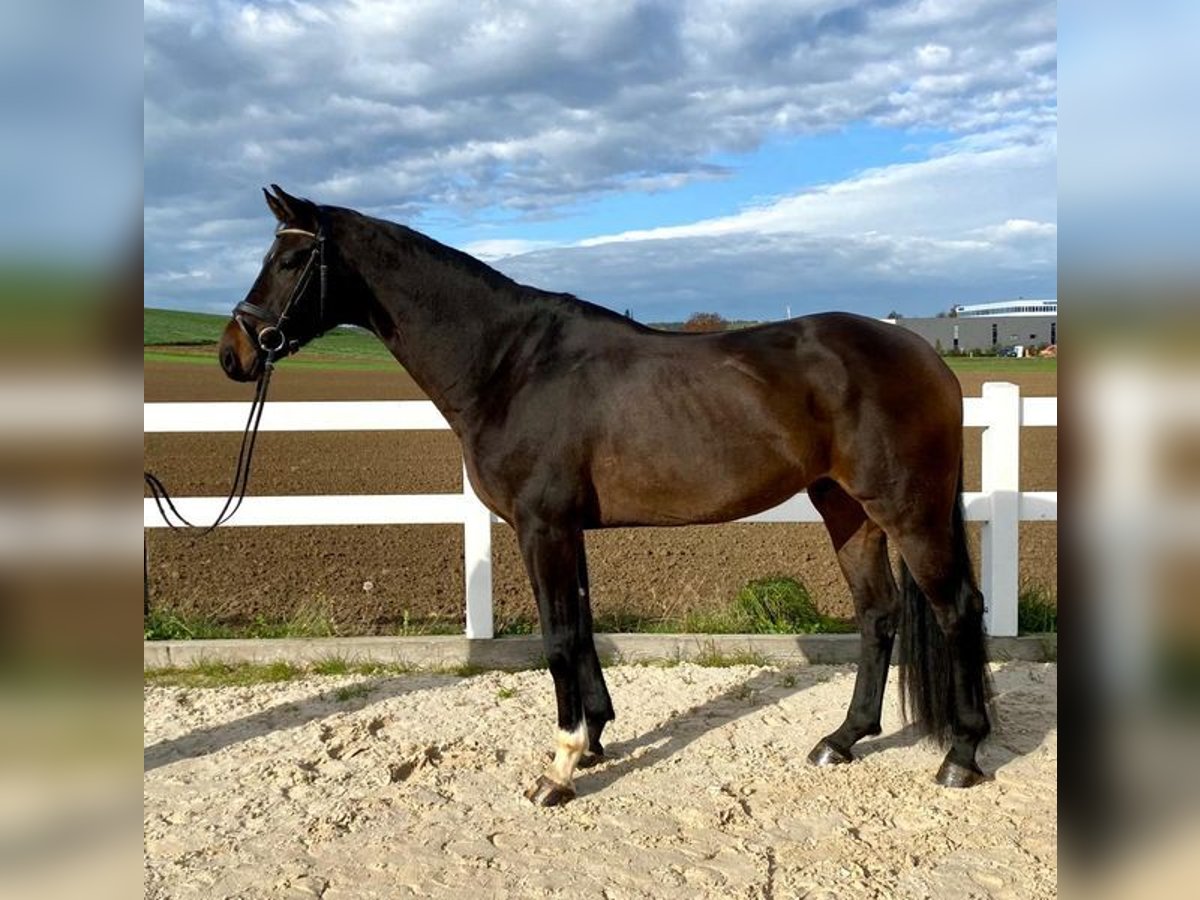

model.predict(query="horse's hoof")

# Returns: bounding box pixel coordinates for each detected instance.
[576,749,606,770]
[524,775,576,807]
[935,760,992,788]
[807,739,853,767]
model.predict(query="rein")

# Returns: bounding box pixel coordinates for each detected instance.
[143,225,326,533]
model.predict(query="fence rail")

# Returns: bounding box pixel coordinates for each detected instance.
[145,381,1056,637]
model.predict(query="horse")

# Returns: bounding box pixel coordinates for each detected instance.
[219,185,993,806]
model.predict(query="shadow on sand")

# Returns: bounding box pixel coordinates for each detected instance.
[143,674,458,772]
[145,658,1054,786]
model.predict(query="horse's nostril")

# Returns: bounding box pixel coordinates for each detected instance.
[221,346,237,375]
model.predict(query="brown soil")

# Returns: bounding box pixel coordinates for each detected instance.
[145,355,1057,633]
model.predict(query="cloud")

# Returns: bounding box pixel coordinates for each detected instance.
[496,227,1055,322]
[573,132,1055,246]
[459,238,560,262]
[144,0,1057,315]
[493,130,1056,319]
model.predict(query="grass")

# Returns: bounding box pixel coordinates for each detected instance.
[144,600,340,641]
[334,683,375,702]
[691,643,771,668]
[492,576,855,638]
[145,307,1057,377]
[144,306,396,367]
[144,660,303,688]
[146,577,853,643]
[1017,585,1058,634]
[732,576,855,634]
[941,355,1057,374]
[145,658,438,688]
[143,307,229,345]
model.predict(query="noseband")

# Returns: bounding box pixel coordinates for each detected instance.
[233,225,327,364]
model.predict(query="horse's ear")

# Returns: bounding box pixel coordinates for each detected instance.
[263,187,288,223]
[267,184,318,231]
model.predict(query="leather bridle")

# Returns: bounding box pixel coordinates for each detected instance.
[143,224,330,534]
[233,225,328,363]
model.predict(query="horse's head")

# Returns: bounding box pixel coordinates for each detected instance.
[218,185,330,382]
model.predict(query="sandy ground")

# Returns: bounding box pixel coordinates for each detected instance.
[144,359,1057,631]
[144,661,1057,899]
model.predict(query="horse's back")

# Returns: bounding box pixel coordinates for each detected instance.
[473,310,961,527]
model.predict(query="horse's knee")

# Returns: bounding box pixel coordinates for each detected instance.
[859,605,899,642]
[541,629,580,675]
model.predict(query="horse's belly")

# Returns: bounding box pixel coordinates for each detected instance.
[590,445,810,527]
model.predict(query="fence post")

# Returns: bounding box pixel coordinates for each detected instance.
[462,462,494,639]
[980,382,1021,636]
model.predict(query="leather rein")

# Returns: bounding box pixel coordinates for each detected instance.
[144,225,327,533]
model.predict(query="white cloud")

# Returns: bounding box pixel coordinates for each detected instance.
[144,0,1057,315]
[568,132,1054,247]
[461,238,560,261]
[493,131,1056,318]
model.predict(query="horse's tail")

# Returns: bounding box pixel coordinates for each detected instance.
[897,466,992,746]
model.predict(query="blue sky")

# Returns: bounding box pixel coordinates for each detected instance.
[145,0,1057,322]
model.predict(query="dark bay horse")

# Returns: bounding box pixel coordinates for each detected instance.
[219,186,992,805]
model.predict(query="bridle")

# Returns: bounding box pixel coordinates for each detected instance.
[233,225,328,364]
[143,224,330,534]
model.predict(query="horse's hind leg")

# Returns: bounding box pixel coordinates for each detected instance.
[888,514,993,788]
[806,479,900,766]
[516,518,588,806]
[575,540,614,768]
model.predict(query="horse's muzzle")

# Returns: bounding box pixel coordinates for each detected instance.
[218,320,261,382]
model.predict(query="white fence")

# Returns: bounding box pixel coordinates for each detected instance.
[145,381,1057,637]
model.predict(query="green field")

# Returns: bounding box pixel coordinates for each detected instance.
[145,306,395,366]
[143,307,231,345]
[144,307,1055,374]
[941,355,1057,374]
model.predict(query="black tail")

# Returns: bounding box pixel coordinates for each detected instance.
[898,469,993,746]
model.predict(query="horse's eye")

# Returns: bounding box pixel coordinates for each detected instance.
[279,251,306,271]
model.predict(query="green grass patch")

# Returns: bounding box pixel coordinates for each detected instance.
[496,686,517,700]
[395,612,463,637]
[144,607,238,641]
[144,307,395,364]
[145,657,442,687]
[311,657,352,676]
[334,682,375,702]
[691,643,771,668]
[144,307,229,345]
[733,576,857,634]
[493,578,854,637]
[144,660,302,688]
[449,663,489,678]
[144,601,339,641]
[941,356,1057,374]
[1017,585,1058,634]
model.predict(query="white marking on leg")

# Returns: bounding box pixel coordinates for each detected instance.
[547,720,587,788]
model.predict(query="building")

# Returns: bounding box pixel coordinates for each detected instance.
[887,299,1057,354]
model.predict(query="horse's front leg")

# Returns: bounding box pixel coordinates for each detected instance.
[517,518,587,806]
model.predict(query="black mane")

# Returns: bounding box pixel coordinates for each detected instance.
[331,205,637,327]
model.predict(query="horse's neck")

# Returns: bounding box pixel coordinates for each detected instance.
[350,226,537,428]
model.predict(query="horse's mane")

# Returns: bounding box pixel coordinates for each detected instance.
[333,205,635,326]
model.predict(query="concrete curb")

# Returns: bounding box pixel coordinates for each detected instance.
[145,633,1056,670]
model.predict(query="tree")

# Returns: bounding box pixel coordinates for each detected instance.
[887,310,903,320]
[681,312,729,332]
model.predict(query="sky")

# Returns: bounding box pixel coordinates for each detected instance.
[144,0,1057,322]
